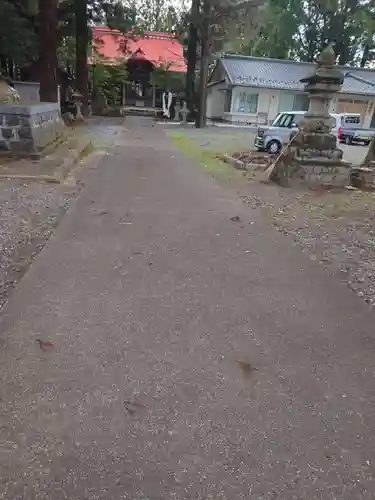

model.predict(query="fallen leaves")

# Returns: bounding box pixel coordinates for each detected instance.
[92,209,108,216]
[36,339,56,352]
[237,359,258,378]
[124,399,147,416]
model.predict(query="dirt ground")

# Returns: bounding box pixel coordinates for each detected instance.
[168,126,375,307]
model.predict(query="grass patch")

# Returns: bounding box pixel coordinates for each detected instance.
[169,131,248,187]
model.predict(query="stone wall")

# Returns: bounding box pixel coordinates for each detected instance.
[12,81,61,109]
[0,103,65,157]
[13,82,40,104]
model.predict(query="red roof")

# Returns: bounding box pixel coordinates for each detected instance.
[90,26,186,72]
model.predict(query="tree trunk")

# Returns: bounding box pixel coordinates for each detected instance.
[185,0,199,116]
[38,0,58,102]
[360,45,370,68]
[195,0,211,128]
[0,56,8,77]
[75,0,89,115]
[361,136,375,168]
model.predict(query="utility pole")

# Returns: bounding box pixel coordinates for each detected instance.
[195,0,211,128]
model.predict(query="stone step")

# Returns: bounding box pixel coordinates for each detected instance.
[124,107,157,117]
[350,167,375,189]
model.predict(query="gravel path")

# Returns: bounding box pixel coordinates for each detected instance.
[255,187,375,306]
[0,117,124,310]
[237,179,375,309]
[0,117,375,499]
[0,181,77,309]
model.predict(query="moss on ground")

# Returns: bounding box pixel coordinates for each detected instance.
[168,131,250,187]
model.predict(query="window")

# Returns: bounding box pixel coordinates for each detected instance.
[272,113,294,127]
[224,89,232,112]
[271,113,282,126]
[274,112,335,130]
[293,94,309,111]
[342,115,360,125]
[233,91,258,114]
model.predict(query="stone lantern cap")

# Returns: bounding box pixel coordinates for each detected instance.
[300,43,344,87]
[71,90,83,101]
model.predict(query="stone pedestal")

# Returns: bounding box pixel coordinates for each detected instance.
[268,44,351,188]
[180,101,189,125]
[75,101,84,121]
[0,103,65,158]
[267,141,351,187]
[174,101,181,122]
[350,166,375,189]
[72,90,84,121]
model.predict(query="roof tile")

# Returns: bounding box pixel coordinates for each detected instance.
[91,26,186,72]
[220,55,375,95]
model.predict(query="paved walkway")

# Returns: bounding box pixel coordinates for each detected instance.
[0,117,374,500]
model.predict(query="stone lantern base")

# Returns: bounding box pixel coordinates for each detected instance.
[265,130,351,188]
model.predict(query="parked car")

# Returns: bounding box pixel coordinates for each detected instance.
[254,111,363,154]
[338,127,375,146]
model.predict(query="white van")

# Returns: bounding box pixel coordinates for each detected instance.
[255,111,362,154]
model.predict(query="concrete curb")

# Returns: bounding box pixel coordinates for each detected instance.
[220,154,247,170]
[220,153,271,173]
[0,138,93,183]
[55,139,93,182]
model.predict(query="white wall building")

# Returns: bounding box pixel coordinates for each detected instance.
[207,55,375,128]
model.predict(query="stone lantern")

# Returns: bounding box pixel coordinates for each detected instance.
[298,43,344,152]
[266,44,351,187]
[71,89,84,121]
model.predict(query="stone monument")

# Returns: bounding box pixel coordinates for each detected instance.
[72,90,84,121]
[180,101,189,125]
[265,44,351,187]
[174,99,181,122]
[0,76,20,104]
[0,76,65,157]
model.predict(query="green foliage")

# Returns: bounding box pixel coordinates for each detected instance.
[209,0,262,55]
[151,64,185,90]
[0,0,189,74]
[90,50,128,101]
[239,0,301,59]
[57,35,76,71]
[236,0,375,66]
[136,0,188,32]
[0,0,37,64]
[104,1,138,34]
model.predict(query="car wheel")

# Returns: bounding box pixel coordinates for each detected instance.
[364,141,371,146]
[267,140,281,154]
[345,137,352,145]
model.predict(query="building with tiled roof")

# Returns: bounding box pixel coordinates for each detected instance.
[90,26,186,109]
[207,54,375,127]
[91,26,186,72]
